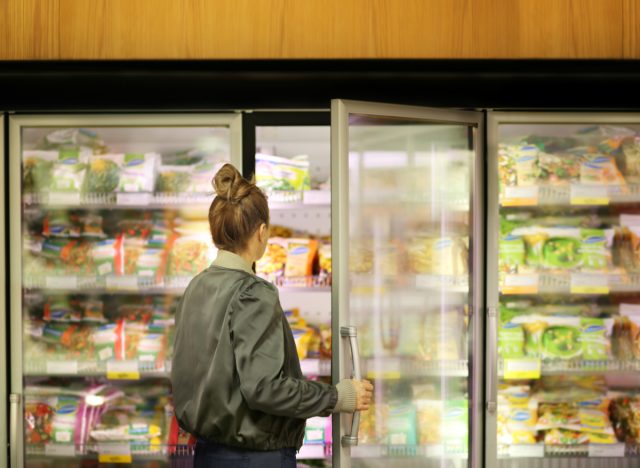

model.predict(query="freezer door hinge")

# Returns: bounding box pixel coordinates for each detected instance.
[486,401,497,413]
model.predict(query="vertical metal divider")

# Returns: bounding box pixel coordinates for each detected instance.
[484,111,500,468]
[229,113,244,176]
[331,99,350,468]
[0,114,6,468]
[8,116,23,468]
[471,115,486,468]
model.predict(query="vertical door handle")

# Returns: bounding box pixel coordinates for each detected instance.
[486,308,498,414]
[340,326,361,447]
[10,393,21,468]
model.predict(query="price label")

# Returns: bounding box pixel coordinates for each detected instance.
[107,360,140,380]
[116,192,151,206]
[508,444,544,458]
[45,443,76,457]
[98,443,132,464]
[570,184,609,206]
[588,443,625,457]
[503,358,541,380]
[502,274,539,295]
[46,361,78,375]
[502,186,539,206]
[106,275,138,291]
[48,192,81,205]
[45,276,78,290]
[571,274,610,295]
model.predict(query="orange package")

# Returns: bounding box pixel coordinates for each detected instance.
[284,238,318,278]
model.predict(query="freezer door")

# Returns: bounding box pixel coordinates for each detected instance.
[8,114,241,468]
[331,100,484,468]
[0,114,6,468]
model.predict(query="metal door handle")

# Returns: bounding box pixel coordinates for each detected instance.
[486,308,498,414]
[340,326,361,446]
[10,393,21,468]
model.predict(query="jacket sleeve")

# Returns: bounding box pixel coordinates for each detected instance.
[230,280,338,419]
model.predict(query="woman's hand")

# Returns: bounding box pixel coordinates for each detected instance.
[352,379,374,411]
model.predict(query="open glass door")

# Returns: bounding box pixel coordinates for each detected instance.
[331,100,484,468]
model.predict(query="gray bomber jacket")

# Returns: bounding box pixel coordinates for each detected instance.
[171,252,339,450]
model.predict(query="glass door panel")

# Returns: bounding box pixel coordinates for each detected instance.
[489,113,640,468]
[332,101,483,468]
[9,114,241,468]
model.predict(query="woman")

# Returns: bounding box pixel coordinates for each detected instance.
[172,163,373,467]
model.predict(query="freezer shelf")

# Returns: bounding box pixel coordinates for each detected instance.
[352,444,467,459]
[23,358,330,378]
[499,442,639,458]
[498,359,640,377]
[500,272,640,295]
[501,184,640,208]
[25,442,329,461]
[24,274,331,294]
[24,192,214,209]
[362,358,468,379]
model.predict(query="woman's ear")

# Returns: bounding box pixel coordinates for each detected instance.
[259,223,268,242]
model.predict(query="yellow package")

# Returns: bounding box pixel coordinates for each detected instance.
[284,238,318,278]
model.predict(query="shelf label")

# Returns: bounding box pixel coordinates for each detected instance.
[502,186,539,206]
[571,274,610,295]
[106,275,138,291]
[98,443,132,464]
[570,185,609,205]
[45,443,76,457]
[502,274,539,295]
[48,192,81,205]
[107,360,140,380]
[45,276,77,289]
[503,358,541,380]
[46,361,78,375]
[116,192,151,206]
[588,443,625,457]
[508,444,544,458]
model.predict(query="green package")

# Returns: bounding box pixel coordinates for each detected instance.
[500,235,525,272]
[50,151,87,193]
[442,399,468,455]
[498,321,526,359]
[386,403,418,446]
[581,318,609,361]
[580,229,609,270]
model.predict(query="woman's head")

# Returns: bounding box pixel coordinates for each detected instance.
[209,164,269,257]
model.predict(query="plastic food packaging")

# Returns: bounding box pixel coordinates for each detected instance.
[416,399,443,444]
[255,153,311,192]
[23,151,58,193]
[49,150,89,193]
[284,238,318,278]
[256,237,288,278]
[117,153,158,193]
[92,237,124,277]
[85,154,122,193]
[408,236,468,276]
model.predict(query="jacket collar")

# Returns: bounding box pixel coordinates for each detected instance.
[213,249,254,275]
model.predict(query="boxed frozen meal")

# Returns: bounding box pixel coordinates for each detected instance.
[284,238,318,278]
[407,235,468,276]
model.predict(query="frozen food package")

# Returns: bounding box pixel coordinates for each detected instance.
[49,150,89,193]
[498,144,518,189]
[36,128,107,154]
[23,151,58,193]
[416,399,442,444]
[318,240,332,277]
[349,242,373,274]
[81,213,106,238]
[92,320,125,362]
[580,317,614,361]
[442,399,468,454]
[117,153,158,193]
[537,151,582,185]
[420,309,465,360]
[167,233,216,277]
[499,234,526,274]
[622,136,640,181]
[514,145,539,186]
[498,318,526,359]
[255,153,311,192]
[42,211,82,238]
[303,417,326,445]
[539,316,581,360]
[580,229,614,271]
[92,237,124,277]
[408,236,468,276]
[256,237,288,278]
[386,403,418,446]
[24,395,91,446]
[41,238,94,275]
[156,159,216,194]
[580,154,626,186]
[284,238,318,278]
[85,154,121,193]
[43,297,82,323]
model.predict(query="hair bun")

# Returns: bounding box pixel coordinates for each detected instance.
[213,163,251,203]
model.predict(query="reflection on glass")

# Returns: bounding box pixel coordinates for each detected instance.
[347,117,473,466]
[20,125,230,464]
[496,123,640,460]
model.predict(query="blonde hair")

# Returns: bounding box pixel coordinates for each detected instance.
[209,164,269,253]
